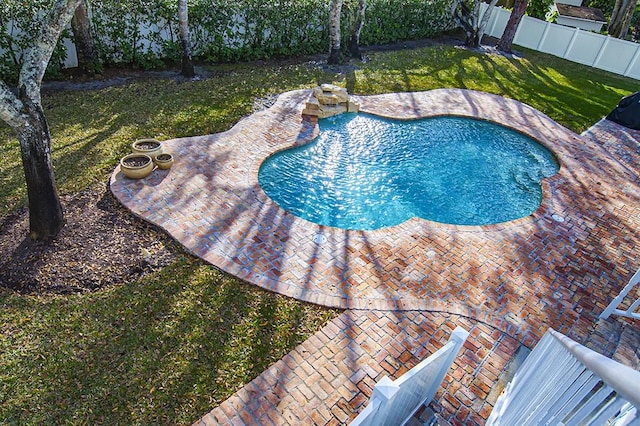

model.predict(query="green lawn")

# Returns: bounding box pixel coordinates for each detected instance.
[0,44,637,425]
[0,257,339,424]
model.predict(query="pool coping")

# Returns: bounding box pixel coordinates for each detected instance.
[110,88,640,343]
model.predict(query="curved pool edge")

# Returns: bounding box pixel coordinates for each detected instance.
[110,88,640,341]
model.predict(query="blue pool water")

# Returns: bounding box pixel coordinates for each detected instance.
[258,113,559,230]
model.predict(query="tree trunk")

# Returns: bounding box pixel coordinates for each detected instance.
[17,90,65,240]
[0,0,81,240]
[348,0,366,59]
[497,0,528,53]
[478,0,499,43]
[609,0,627,35]
[609,0,635,38]
[178,0,195,78]
[328,0,344,64]
[71,0,99,75]
[452,0,480,47]
[618,4,635,38]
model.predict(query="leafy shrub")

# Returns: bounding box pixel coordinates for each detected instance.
[0,0,70,83]
[527,0,554,20]
[0,0,456,82]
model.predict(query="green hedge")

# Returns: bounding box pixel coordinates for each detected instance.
[0,0,70,81]
[0,0,455,82]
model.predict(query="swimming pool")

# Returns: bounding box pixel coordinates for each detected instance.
[259,113,559,230]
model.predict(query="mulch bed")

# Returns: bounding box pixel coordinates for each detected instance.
[0,183,179,295]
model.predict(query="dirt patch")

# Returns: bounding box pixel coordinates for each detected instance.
[0,183,179,295]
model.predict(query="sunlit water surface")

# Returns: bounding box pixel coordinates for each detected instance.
[259,113,559,230]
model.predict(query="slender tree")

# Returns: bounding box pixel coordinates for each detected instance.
[328,0,344,64]
[70,0,100,75]
[608,0,637,38]
[496,0,527,53]
[451,0,499,48]
[347,0,367,59]
[178,0,195,77]
[0,0,82,239]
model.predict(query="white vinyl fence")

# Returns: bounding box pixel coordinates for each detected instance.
[600,267,640,320]
[350,326,469,426]
[487,328,640,425]
[482,4,640,80]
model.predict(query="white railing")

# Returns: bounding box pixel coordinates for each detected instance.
[487,328,640,425]
[482,4,640,80]
[600,268,640,320]
[350,326,469,426]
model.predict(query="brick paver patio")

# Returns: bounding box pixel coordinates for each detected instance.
[110,89,640,424]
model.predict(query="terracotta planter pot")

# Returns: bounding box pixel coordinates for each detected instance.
[154,153,174,170]
[132,138,163,160]
[120,154,154,179]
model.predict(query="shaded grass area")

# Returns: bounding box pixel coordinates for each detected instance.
[0,256,339,424]
[0,43,637,424]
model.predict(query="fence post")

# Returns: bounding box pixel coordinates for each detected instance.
[488,8,501,37]
[349,376,399,426]
[563,26,581,59]
[349,326,469,426]
[600,268,640,320]
[421,326,469,402]
[624,44,640,77]
[536,21,551,51]
[592,35,611,67]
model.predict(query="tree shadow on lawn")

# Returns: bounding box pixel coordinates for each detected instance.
[0,254,338,424]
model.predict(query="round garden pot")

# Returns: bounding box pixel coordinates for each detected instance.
[154,153,174,170]
[120,154,154,179]
[132,138,163,160]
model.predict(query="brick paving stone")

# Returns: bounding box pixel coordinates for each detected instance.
[109,89,639,425]
[112,90,640,325]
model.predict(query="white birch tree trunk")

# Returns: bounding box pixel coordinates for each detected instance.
[478,0,499,43]
[452,0,499,47]
[328,0,344,64]
[0,0,82,239]
[348,0,367,59]
[178,0,195,78]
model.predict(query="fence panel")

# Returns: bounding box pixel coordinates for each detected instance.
[595,38,640,75]
[350,326,469,426]
[481,4,640,80]
[540,24,576,57]
[487,8,510,40]
[565,31,607,65]
[513,17,548,49]
[6,5,640,80]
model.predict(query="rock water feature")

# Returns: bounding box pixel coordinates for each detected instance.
[302,84,360,118]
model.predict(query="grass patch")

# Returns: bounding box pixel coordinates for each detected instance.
[353,46,636,132]
[0,256,339,424]
[0,43,637,424]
